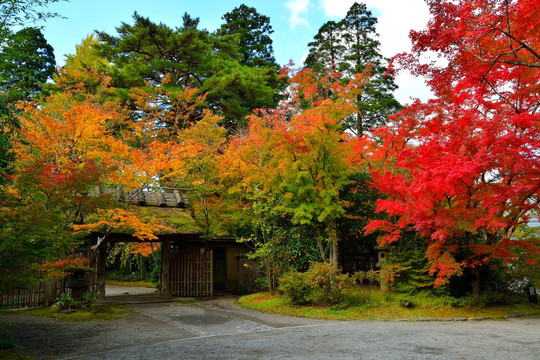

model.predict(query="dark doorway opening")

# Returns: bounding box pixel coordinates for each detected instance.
[213,247,227,292]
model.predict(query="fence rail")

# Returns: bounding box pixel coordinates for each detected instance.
[0,278,70,309]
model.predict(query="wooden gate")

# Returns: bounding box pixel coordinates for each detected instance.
[170,248,213,297]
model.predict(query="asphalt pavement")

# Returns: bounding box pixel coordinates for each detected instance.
[3,290,539,360]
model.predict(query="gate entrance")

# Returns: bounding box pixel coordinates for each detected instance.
[170,247,213,297]
[212,247,227,292]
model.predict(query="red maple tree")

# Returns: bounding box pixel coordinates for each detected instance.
[366,0,540,292]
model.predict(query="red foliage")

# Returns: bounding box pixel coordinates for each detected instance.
[366,0,540,286]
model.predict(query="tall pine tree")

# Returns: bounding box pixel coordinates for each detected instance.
[219,4,277,68]
[304,2,400,136]
[95,12,278,130]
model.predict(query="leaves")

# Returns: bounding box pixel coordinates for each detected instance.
[368,0,540,288]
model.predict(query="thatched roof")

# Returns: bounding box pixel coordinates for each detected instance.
[94,187,191,208]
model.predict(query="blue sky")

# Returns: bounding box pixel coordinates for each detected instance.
[37,0,432,104]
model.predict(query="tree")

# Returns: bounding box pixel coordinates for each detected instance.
[0,27,55,104]
[95,12,278,129]
[0,68,176,292]
[0,27,56,186]
[165,112,232,243]
[64,34,107,71]
[304,2,400,135]
[219,4,277,68]
[304,21,344,76]
[224,67,369,267]
[1,84,128,291]
[340,3,401,135]
[366,0,540,294]
[0,0,66,41]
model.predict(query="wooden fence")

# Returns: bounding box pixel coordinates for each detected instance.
[170,248,213,297]
[0,277,70,309]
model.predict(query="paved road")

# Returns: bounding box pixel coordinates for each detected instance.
[3,295,540,360]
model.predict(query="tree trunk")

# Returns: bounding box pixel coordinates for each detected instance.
[327,219,339,267]
[315,228,328,263]
[471,267,481,295]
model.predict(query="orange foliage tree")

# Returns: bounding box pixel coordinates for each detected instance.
[2,71,175,284]
[223,66,369,267]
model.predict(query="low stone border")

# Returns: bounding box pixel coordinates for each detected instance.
[387,312,536,322]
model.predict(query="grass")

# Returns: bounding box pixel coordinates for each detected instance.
[174,299,200,304]
[106,280,157,288]
[0,349,33,360]
[17,304,127,321]
[238,290,540,321]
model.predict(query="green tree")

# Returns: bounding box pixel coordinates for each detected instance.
[304,2,400,135]
[0,0,66,41]
[340,3,401,135]
[0,27,55,104]
[224,68,369,267]
[304,20,344,76]
[95,12,278,130]
[219,4,277,68]
[0,27,56,186]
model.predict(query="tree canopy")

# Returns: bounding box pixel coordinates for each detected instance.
[305,2,401,135]
[95,12,279,129]
[366,0,540,293]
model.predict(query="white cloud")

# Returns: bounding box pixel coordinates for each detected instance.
[320,0,357,18]
[319,0,433,103]
[319,0,430,58]
[286,0,311,29]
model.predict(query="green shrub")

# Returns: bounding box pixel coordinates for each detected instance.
[89,304,114,314]
[279,271,312,305]
[54,293,74,310]
[380,245,433,294]
[396,295,415,309]
[307,262,352,305]
[351,270,379,285]
[459,291,522,307]
[82,290,98,308]
[279,262,352,306]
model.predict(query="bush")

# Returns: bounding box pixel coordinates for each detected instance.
[458,291,523,307]
[54,294,74,310]
[307,262,352,305]
[82,291,97,308]
[89,304,114,314]
[54,291,98,311]
[279,271,312,305]
[279,262,352,306]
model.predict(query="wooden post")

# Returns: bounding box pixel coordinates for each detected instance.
[210,248,213,298]
[96,244,107,298]
[161,239,171,296]
[43,280,55,307]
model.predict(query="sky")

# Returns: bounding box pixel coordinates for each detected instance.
[37,0,433,104]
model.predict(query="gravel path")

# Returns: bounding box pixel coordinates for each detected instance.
[2,295,539,360]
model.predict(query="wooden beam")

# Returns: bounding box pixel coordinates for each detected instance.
[96,245,107,298]
[161,239,171,296]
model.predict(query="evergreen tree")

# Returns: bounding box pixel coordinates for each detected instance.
[219,4,277,68]
[0,27,56,104]
[0,27,56,185]
[304,2,401,136]
[304,20,344,76]
[95,12,278,130]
